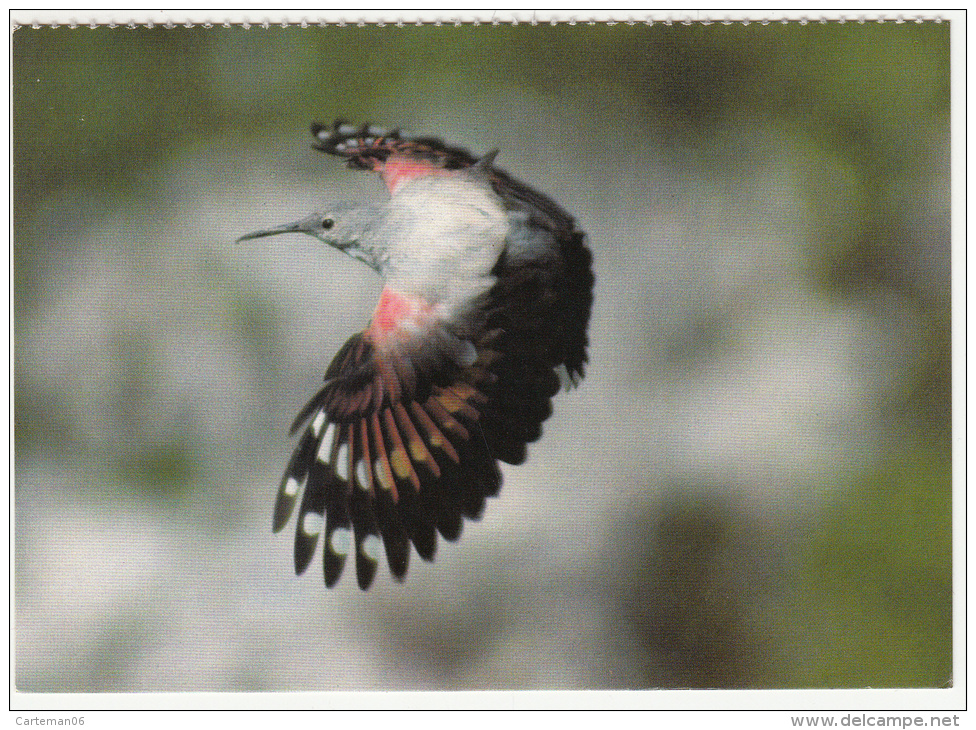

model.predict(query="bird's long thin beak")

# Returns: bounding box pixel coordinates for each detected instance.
[236,216,313,243]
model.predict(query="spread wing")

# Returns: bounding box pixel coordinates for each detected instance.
[273,318,561,589]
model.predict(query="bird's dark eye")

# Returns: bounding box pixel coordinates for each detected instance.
[321,218,335,230]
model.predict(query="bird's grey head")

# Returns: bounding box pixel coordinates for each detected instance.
[237,203,380,269]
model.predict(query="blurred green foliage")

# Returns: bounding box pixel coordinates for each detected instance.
[782,448,952,687]
[13,22,948,215]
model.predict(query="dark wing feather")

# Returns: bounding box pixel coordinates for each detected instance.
[274,328,509,588]
[273,303,584,588]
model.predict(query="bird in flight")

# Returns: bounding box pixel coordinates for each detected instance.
[239,121,594,589]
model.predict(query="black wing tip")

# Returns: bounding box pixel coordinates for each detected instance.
[437,515,463,542]
[294,535,318,576]
[386,562,409,583]
[356,558,378,590]
[272,504,293,533]
[324,550,345,587]
[411,526,438,563]
[380,529,411,582]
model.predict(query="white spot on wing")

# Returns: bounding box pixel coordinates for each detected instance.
[458,339,478,367]
[301,512,322,536]
[355,460,370,490]
[374,459,394,491]
[330,528,352,556]
[283,477,299,497]
[362,535,381,562]
[311,410,326,437]
[335,444,349,480]
[317,422,337,463]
